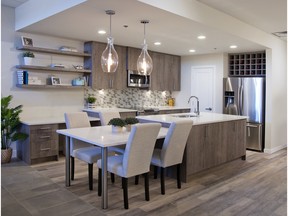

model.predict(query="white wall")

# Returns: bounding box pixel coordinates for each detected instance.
[173,53,225,113]
[2,6,87,118]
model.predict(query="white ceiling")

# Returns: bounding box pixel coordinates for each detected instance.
[2,0,287,56]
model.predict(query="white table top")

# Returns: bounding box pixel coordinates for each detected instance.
[137,112,248,125]
[56,125,168,148]
[83,108,138,113]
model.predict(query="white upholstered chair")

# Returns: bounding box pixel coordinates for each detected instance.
[98,111,121,125]
[65,112,113,190]
[99,111,126,154]
[151,120,193,195]
[97,123,161,209]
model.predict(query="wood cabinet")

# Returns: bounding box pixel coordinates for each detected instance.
[150,51,181,91]
[16,46,91,89]
[158,108,190,115]
[181,119,246,182]
[127,47,181,91]
[126,47,142,71]
[17,124,59,165]
[84,41,127,89]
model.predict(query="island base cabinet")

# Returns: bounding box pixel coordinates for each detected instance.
[17,124,59,165]
[180,120,246,182]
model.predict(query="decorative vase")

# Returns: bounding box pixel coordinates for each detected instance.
[126,124,132,132]
[112,125,123,133]
[87,103,96,109]
[23,57,33,65]
[1,148,13,164]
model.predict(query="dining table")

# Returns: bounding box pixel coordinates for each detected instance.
[56,125,168,209]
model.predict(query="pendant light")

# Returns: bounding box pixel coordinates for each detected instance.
[101,10,118,73]
[137,20,153,76]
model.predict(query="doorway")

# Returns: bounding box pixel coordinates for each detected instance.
[191,66,216,113]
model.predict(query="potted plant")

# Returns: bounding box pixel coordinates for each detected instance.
[125,117,139,132]
[23,51,35,65]
[86,93,96,109]
[108,118,126,133]
[1,95,28,163]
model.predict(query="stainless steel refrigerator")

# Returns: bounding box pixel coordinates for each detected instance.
[223,77,265,151]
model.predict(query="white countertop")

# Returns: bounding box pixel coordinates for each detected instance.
[137,112,247,125]
[156,106,190,111]
[21,116,100,126]
[83,108,138,113]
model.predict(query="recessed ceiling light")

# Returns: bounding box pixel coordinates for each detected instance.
[189,49,196,53]
[230,45,238,49]
[197,35,206,40]
[154,42,161,46]
[98,30,106,35]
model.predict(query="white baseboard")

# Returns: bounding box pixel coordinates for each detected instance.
[264,145,287,154]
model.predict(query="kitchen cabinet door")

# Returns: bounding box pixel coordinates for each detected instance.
[127,47,142,71]
[84,41,110,89]
[165,54,181,91]
[112,45,127,90]
[151,51,165,90]
[84,42,126,89]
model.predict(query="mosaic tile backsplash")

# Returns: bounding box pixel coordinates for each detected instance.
[84,87,172,108]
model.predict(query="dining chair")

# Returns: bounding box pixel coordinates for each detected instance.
[64,112,114,190]
[98,111,126,154]
[151,119,193,195]
[97,123,161,209]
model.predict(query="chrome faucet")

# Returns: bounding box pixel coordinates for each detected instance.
[188,96,200,116]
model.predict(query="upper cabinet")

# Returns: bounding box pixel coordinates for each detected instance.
[126,47,142,71]
[85,42,181,91]
[84,41,127,90]
[150,51,181,91]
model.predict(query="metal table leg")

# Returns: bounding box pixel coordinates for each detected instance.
[101,147,108,209]
[65,136,71,187]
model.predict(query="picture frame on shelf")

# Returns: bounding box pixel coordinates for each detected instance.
[51,77,61,85]
[21,36,33,47]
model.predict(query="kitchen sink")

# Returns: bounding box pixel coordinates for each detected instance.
[172,114,198,118]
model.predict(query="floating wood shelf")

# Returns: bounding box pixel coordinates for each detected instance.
[16,84,86,89]
[16,65,91,73]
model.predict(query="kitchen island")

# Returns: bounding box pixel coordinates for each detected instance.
[137,112,247,182]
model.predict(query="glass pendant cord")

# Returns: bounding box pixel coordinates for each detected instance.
[101,10,118,73]
[137,20,153,76]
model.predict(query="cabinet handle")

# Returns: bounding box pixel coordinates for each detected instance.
[40,148,51,151]
[111,79,113,88]
[39,127,51,130]
[40,136,51,139]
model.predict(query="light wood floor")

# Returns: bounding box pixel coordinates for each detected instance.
[2,149,287,216]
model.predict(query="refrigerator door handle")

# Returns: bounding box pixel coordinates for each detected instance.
[239,85,244,115]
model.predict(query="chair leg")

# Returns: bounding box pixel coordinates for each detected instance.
[144,172,150,201]
[177,164,181,189]
[135,175,139,185]
[71,156,75,180]
[111,173,115,183]
[88,163,93,190]
[98,168,102,196]
[122,177,129,209]
[154,166,158,179]
[160,167,165,195]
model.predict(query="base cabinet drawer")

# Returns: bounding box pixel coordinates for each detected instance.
[17,123,59,165]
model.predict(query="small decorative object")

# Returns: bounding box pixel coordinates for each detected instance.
[1,95,28,163]
[72,77,85,86]
[21,36,33,47]
[51,77,61,85]
[108,118,126,133]
[73,65,84,70]
[59,46,78,52]
[22,51,35,65]
[86,93,96,109]
[125,117,139,132]
[50,63,66,68]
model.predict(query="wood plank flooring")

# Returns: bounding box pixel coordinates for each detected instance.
[2,149,287,216]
